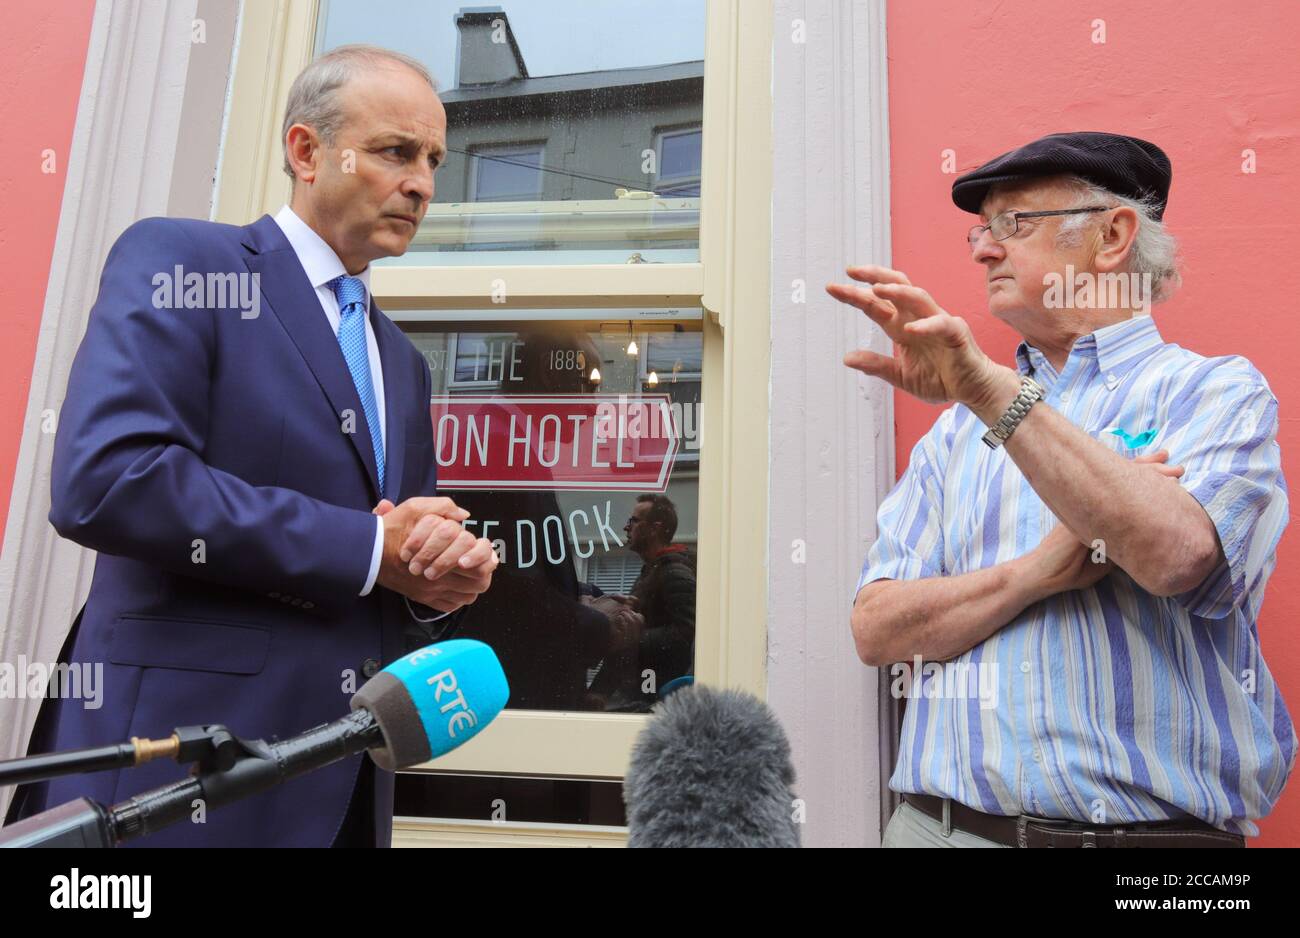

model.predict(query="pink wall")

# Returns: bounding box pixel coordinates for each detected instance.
[2,0,1295,846]
[886,0,1300,845]
[0,3,95,543]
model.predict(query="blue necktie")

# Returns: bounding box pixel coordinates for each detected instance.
[328,275,384,493]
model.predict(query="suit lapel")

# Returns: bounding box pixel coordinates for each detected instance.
[241,215,382,501]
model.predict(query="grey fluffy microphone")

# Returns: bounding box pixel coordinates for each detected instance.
[623,685,800,847]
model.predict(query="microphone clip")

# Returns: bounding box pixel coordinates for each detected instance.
[173,724,254,775]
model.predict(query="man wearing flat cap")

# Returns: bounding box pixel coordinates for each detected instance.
[829,131,1294,847]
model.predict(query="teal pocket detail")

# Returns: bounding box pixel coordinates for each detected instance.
[1108,426,1159,449]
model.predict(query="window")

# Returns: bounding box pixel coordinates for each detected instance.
[314,0,706,265]
[655,126,702,196]
[470,144,544,202]
[447,333,524,388]
[641,330,701,464]
[403,316,702,715]
[214,0,771,846]
[585,552,644,594]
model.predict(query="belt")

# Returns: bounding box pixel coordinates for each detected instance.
[902,793,1245,848]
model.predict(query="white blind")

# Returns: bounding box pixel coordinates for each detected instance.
[588,553,642,594]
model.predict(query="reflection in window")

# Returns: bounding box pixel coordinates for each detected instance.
[656,127,702,197]
[317,0,707,264]
[402,321,700,714]
[471,145,544,202]
[450,333,526,387]
[642,331,701,463]
[645,330,703,375]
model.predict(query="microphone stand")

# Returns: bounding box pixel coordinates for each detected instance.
[0,712,382,847]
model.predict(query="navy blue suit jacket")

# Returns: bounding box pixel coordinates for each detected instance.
[23,214,444,846]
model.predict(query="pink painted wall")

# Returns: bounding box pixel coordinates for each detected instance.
[0,3,96,542]
[886,0,1300,845]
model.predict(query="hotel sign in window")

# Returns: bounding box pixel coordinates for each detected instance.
[401,315,702,714]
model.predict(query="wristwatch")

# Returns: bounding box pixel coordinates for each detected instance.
[981,375,1045,449]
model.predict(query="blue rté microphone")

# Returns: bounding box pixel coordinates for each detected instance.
[351,639,511,771]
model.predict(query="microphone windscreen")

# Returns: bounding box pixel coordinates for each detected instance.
[350,640,509,771]
[624,685,800,847]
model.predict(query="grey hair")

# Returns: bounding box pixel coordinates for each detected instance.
[281,44,438,181]
[1055,175,1181,304]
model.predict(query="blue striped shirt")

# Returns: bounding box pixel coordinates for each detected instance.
[858,313,1295,835]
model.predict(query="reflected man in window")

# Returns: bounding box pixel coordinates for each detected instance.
[589,495,696,709]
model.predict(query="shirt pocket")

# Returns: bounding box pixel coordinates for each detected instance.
[1089,404,1164,457]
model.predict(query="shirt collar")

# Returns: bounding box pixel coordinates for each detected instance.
[1091,313,1166,377]
[1015,314,1165,381]
[1014,341,1050,379]
[272,204,372,303]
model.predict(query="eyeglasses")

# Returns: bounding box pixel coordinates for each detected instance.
[967,206,1109,248]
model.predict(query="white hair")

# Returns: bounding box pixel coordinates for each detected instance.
[1054,175,1181,304]
[281,44,438,182]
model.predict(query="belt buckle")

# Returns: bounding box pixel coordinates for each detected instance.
[1014,811,1076,848]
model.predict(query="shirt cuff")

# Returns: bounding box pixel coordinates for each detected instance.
[405,595,453,623]
[855,556,930,596]
[360,515,384,596]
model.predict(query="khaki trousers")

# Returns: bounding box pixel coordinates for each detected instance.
[881,800,1011,848]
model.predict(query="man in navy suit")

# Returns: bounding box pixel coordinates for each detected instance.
[6,45,497,846]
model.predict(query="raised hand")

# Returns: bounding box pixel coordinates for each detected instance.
[826,265,1005,408]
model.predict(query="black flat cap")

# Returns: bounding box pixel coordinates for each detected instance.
[952,131,1172,219]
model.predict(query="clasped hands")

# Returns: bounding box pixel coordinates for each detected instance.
[372,496,498,613]
[582,593,644,653]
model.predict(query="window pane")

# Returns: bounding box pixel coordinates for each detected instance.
[316,0,707,265]
[645,330,703,374]
[472,146,543,201]
[659,129,701,181]
[402,318,702,714]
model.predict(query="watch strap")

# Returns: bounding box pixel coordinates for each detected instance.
[981,376,1045,449]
